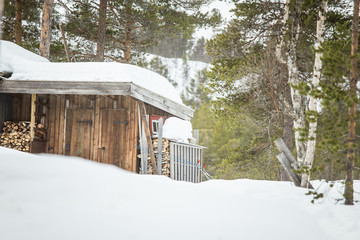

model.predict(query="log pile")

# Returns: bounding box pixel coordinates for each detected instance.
[0,121,45,152]
[140,138,171,176]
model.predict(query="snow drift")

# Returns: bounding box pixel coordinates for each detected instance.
[0,147,359,240]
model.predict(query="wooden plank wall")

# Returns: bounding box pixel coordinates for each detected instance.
[0,93,13,132]
[145,103,173,118]
[8,94,174,173]
[46,95,66,154]
[12,94,31,121]
[46,95,141,173]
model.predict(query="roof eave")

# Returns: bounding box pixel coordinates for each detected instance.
[0,80,194,120]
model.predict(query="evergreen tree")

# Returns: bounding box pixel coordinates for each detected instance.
[2,0,42,51]
[40,0,54,59]
[62,0,220,63]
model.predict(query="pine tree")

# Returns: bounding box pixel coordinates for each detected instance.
[63,0,220,63]
[39,0,54,59]
[95,0,107,62]
[345,0,359,205]
[2,0,42,51]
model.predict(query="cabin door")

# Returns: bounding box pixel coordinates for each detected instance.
[65,108,93,159]
[99,109,127,167]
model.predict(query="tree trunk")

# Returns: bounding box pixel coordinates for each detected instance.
[95,0,107,62]
[301,0,327,188]
[124,23,132,63]
[39,0,54,59]
[15,0,22,45]
[276,0,294,182]
[123,3,134,63]
[0,0,4,40]
[288,40,307,168]
[345,0,359,206]
[281,112,293,181]
[275,0,290,64]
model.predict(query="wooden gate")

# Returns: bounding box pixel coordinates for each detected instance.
[170,142,204,183]
[65,108,93,159]
[98,109,127,167]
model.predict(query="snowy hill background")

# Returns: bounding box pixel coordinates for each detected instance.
[142,53,210,100]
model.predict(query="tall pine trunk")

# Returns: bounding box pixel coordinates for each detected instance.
[96,0,107,62]
[15,0,22,45]
[0,0,4,40]
[39,0,54,59]
[276,0,293,181]
[301,0,327,188]
[123,7,133,63]
[345,0,359,206]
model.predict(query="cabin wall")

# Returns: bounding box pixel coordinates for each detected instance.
[0,93,13,132]
[12,94,31,121]
[3,93,174,173]
[46,95,145,172]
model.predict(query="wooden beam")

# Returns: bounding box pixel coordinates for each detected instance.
[276,152,301,187]
[138,104,147,174]
[157,117,163,175]
[0,81,131,96]
[0,80,194,119]
[139,101,158,175]
[30,93,36,141]
[274,138,300,170]
[274,138,314,189]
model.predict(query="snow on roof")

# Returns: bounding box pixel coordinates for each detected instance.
[0,40,183,104]
[163,117,193,143]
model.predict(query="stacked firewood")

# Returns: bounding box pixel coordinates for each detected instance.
[0,121,45,152]
[142,138,171,176]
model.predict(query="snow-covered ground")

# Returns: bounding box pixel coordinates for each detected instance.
[1,147,359,240]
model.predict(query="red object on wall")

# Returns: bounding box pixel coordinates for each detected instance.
[149,115,166,135]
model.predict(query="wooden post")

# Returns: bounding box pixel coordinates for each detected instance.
[30,93,36,142]
[274,138,300,170]
[157,117,163,175]
[138,104,147,174]
[139,102,158,175]
[59,24,71,62]
[274,138,314,189]
[194,129,199,145]
[276,152,301,187]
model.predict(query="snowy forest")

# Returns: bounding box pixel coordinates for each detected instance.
[1,0,360,239]
[1,0,360,203]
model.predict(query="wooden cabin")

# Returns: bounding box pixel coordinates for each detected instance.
[0,41,209,181]
[0,80,193,173]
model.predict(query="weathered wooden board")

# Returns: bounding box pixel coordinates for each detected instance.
[0,94,13,132]
[98,109,128,168]
[157,117,163,175]
[276,152,301,187]
[274,138,300,170]
[0,81,132,96]
[139,102,158,175]
[65,108,93,159]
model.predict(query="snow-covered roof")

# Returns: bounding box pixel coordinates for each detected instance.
[0,40,193,120]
